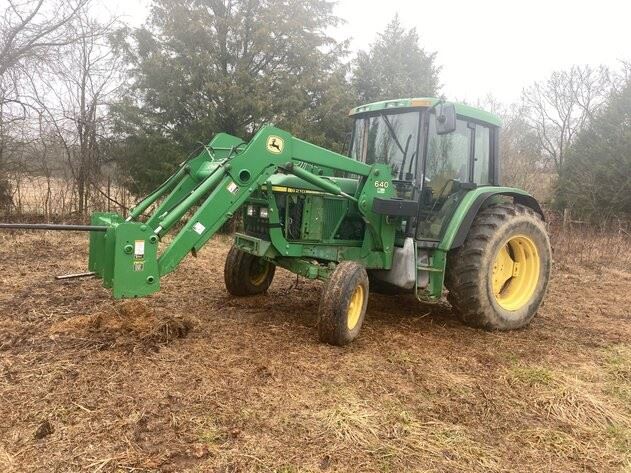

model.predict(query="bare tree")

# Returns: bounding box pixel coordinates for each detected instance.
[0,0,91,122]
[522,65,611,174]
[615,60,631,92]
[501,108,558,202]
[0,0,90,75]
[28,10,122,215]
[0,0,90,213]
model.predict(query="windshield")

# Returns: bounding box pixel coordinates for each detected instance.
[350,111,420,180]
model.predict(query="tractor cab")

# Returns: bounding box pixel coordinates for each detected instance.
[348,98,501,244]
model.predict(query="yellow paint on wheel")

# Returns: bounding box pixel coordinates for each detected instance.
[492,235,540,311]
[249,261,270,286]
[346,285,364,330]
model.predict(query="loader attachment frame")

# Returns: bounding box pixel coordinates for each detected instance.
[88,126,398,298]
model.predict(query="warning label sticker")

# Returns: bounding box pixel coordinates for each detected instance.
[134,240,145,259]
[193,222,206,235]
[227,181,239,194]
[133,261,144,272]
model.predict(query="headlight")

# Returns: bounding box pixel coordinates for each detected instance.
[259,207,269,218]
[247,205,256,216]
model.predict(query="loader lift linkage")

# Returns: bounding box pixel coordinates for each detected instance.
[0,98,552,345]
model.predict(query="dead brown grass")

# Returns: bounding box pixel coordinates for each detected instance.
[0,230,630,472]
[6,176,131,218]
[552,228,631,271]
[547,211,631,271]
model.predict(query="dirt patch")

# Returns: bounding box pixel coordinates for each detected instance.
[0,231,630,472]
[49,300,193,350]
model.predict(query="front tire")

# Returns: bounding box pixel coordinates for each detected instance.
[224,245,275,296]
[318,262,369,346]
[445,203,551,330]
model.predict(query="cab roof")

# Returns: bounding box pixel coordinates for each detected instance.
[349,97,502,127]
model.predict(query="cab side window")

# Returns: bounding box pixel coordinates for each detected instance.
[424,115,472,195]
[418,115,496,240]
[418,115,473,240]
[473,125,491,185]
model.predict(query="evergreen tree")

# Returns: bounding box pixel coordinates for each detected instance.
[351,15,440,104]
[112,0,352,194]
[556,79,631,220]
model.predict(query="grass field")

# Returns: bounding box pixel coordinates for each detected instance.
[0,231,629,472]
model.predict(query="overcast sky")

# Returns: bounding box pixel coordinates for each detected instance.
[108,0,631,104]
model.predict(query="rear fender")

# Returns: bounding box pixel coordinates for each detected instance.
[439,187,544,251]
[418,187,543,300]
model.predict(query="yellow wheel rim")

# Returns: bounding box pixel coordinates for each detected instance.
[492,235,540,311]
[249,260,270,286]
[346,285,364,330]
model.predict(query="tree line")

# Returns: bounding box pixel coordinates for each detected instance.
[0,0,628,222]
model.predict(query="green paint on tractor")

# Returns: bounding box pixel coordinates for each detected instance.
[4,97,552,346]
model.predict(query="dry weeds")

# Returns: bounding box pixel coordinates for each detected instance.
[7,176,131,218]
[0,230,630,472]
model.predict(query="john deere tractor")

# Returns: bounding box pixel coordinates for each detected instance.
[0,98,552,345]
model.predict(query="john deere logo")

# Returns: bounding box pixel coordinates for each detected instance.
[266,135,284,154]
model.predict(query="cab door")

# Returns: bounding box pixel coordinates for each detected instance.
[416,112,493,242]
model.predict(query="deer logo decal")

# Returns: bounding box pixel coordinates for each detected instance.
[266,135,284,154]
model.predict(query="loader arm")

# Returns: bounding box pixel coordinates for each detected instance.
[155,128,378,276]
[89,126,395,298]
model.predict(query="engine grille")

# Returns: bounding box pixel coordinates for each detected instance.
[244,215,269,240]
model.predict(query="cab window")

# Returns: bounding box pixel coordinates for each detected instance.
[417,113,474,240]
[424,116,472,193]
[473,124,491,184]
[350,111,420,181]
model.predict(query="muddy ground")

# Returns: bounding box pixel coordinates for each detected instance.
[0,232,629,472]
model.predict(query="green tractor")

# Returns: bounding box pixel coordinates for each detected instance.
[1,98,552,345]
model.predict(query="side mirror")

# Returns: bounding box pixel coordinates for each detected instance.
[436,103,456,135]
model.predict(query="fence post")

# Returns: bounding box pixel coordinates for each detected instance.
[562,208,571,231]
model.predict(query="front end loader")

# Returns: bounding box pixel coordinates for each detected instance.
[1,98,552,345]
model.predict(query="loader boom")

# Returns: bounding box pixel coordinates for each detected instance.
[88,126,397,298]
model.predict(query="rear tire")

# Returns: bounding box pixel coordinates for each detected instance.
[445,203,551,330]
[318,262,369,346]
[224,245,275,296]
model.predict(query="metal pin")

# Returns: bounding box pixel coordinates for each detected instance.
[55,272,97,280]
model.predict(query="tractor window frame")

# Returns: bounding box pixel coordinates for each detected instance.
[349,109,424,185]
[464,118,499,186]
[350,109,499,186]
[415,110,500,242]
[472,123,491,185]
